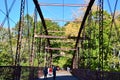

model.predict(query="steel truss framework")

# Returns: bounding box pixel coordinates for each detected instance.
[0,0,120,80]
[13,0,100,69]
[33,0,90,68]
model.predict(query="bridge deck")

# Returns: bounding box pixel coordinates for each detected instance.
[36,71,79,80]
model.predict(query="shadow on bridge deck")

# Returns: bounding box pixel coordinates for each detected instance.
[35,71,78,80]
[35,76,78,80]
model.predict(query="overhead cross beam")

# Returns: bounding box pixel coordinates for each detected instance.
[45,47,77,51]
[47,19,82,22]
[35,34,90,40]
[39,3,88,7]
[72,0,95,69]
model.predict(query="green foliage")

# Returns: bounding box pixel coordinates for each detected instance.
[53,56,71,68]
[77,10,120,71]
[0,42,13,65]
[1,10,120,72]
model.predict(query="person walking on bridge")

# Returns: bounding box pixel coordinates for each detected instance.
[53,65,57,80]
[43,66,48,79]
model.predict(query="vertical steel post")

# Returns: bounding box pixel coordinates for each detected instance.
[99,0,104,79]
[77,46,80,68]
[14,0,25,80]
[29,8,37,80]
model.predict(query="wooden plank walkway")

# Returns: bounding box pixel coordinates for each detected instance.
[35,71,79,80]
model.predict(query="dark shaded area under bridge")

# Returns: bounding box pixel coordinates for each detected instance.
[0,66,120,80]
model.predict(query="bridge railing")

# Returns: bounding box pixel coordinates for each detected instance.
[0,66,43,80]
[72,69,120,80]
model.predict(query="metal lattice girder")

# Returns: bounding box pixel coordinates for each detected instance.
[29,8,37,67]
[99,0,104,71]
[15,0,25,66]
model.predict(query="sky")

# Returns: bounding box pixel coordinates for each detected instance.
[0,0,120,28]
